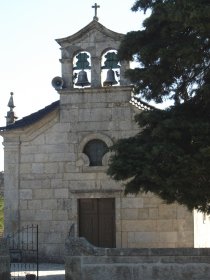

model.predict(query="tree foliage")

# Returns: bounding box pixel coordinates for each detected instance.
[118,0,210,104]
[108,0,210,213]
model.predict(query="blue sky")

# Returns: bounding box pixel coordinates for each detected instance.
[0,0,148,170]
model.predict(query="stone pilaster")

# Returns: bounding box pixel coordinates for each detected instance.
[91,56,101,87]
[60,58,73,88]
[3,138,20,235]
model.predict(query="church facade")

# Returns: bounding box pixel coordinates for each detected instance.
[0,18,209,260]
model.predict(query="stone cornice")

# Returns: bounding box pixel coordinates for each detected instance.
[58,85,133,95]
[0,100,59,135]
[56,20,124,47]
[0,109,59,141]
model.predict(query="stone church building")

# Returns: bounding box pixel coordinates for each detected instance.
[0,15,210,260]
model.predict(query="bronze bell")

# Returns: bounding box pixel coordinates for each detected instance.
[103,69,118,86]
[75,70,90,87]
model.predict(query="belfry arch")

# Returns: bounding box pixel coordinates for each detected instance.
[101,49,121,86]
[73,51,91,88]
[56,20,130,89]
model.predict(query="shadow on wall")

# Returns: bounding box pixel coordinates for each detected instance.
[0,192,3,237]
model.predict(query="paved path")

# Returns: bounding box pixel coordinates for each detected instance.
[11,263,65,280]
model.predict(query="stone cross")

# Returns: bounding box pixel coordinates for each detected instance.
[92,3,100,21]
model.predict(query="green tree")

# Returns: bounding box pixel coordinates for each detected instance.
[108,0,210,213]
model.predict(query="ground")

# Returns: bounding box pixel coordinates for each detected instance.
[11,263,65,280]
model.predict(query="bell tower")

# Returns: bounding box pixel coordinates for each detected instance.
[52,5,130,91]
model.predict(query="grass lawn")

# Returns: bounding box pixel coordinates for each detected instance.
[0,195,4,235]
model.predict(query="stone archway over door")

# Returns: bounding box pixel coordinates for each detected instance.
[78,198,116,248]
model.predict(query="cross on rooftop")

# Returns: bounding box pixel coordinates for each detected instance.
[92,3,100,21]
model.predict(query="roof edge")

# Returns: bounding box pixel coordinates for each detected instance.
[0,100,59,131]
[130,96,157,111]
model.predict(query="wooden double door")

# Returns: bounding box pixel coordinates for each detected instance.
[78,198,116,248]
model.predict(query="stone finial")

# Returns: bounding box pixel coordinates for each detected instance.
[6,92,18,125]
[7,92,15,108]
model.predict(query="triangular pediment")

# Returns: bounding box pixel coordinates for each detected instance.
[56,20,124,47]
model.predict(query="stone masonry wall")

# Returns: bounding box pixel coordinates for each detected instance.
[119,193,193,248]
[3,88,194,260]
[65,237,210,280]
